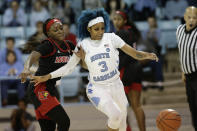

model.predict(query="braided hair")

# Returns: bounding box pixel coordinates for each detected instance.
[77,8,110,40]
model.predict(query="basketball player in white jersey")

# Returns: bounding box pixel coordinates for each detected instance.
[31,8,158,131]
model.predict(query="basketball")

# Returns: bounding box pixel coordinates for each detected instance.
[156,109,181,131]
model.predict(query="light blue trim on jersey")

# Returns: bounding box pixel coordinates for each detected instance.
[88,83,93,88]
[91,97,100,107]
[88,89,93,94]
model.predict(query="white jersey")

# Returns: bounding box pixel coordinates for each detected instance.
[50,33,125,84]
[80,33,125,84]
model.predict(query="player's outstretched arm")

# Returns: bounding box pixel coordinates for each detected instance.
[19,51,41,83]
[73,45,88,70]
[31,54,80,86]
[120,43,159,61]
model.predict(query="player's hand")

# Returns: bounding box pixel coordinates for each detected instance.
[30,74,51,86]
[18,69,31,83]
[73,46,85,60]
[146,52,159,62]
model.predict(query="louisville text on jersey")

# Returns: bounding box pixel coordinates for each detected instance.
[55,56,70,63]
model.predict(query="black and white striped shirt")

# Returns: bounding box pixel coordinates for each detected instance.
[177,24,197,74]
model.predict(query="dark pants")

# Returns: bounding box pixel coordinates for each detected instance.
[185,72,197,130]
[38,105,70,131]
[0,80,25,100]
[148,58,164,82]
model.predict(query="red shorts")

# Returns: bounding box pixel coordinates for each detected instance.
[120,68,142,94]
[34,82,60,120]
[124,83,142,94]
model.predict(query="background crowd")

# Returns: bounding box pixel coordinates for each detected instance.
[0,0,194,106]
[0,0,196,130]
[0,0,194,109]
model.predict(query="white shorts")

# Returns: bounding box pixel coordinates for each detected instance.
[86,78,128,113]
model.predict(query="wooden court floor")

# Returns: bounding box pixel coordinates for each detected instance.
[0,102,194,131]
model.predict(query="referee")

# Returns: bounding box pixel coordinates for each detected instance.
[177,6,197,130]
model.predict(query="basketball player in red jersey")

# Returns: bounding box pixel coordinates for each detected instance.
[19,18,76,131]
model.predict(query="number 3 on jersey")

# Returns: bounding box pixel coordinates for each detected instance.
[98,61,108,72]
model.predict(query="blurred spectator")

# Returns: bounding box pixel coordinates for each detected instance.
[23,21,46,54]
[48,0,64,21]
[120,0,129,12]
[105,0,129,32]
[3,0,27,26]
[155,0,168,7]
[0,50,25,106]
[67,0,83,22]
[38,0,49,9]
[105,0,120,20]
[29,21,45,42]
[4,109,35,131]
[0,37,23,65]
[133,0,157,21]
[63,23,77,46]
[127,2,137,22]
[164,0,188,20]
[18,99,28,111]
[124,0,137,7]
[49,0,76,23]
[24,0,48,13]
[62,1,76,24]
[0,0,7,14]
[142,16,162,56]
[24,0,33,13]
[142,16,164,90]
[30,0,50,27]
[18,99,34,122]
[105,0,121,32]
[188,0,197,7]
[82,0,103,10]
